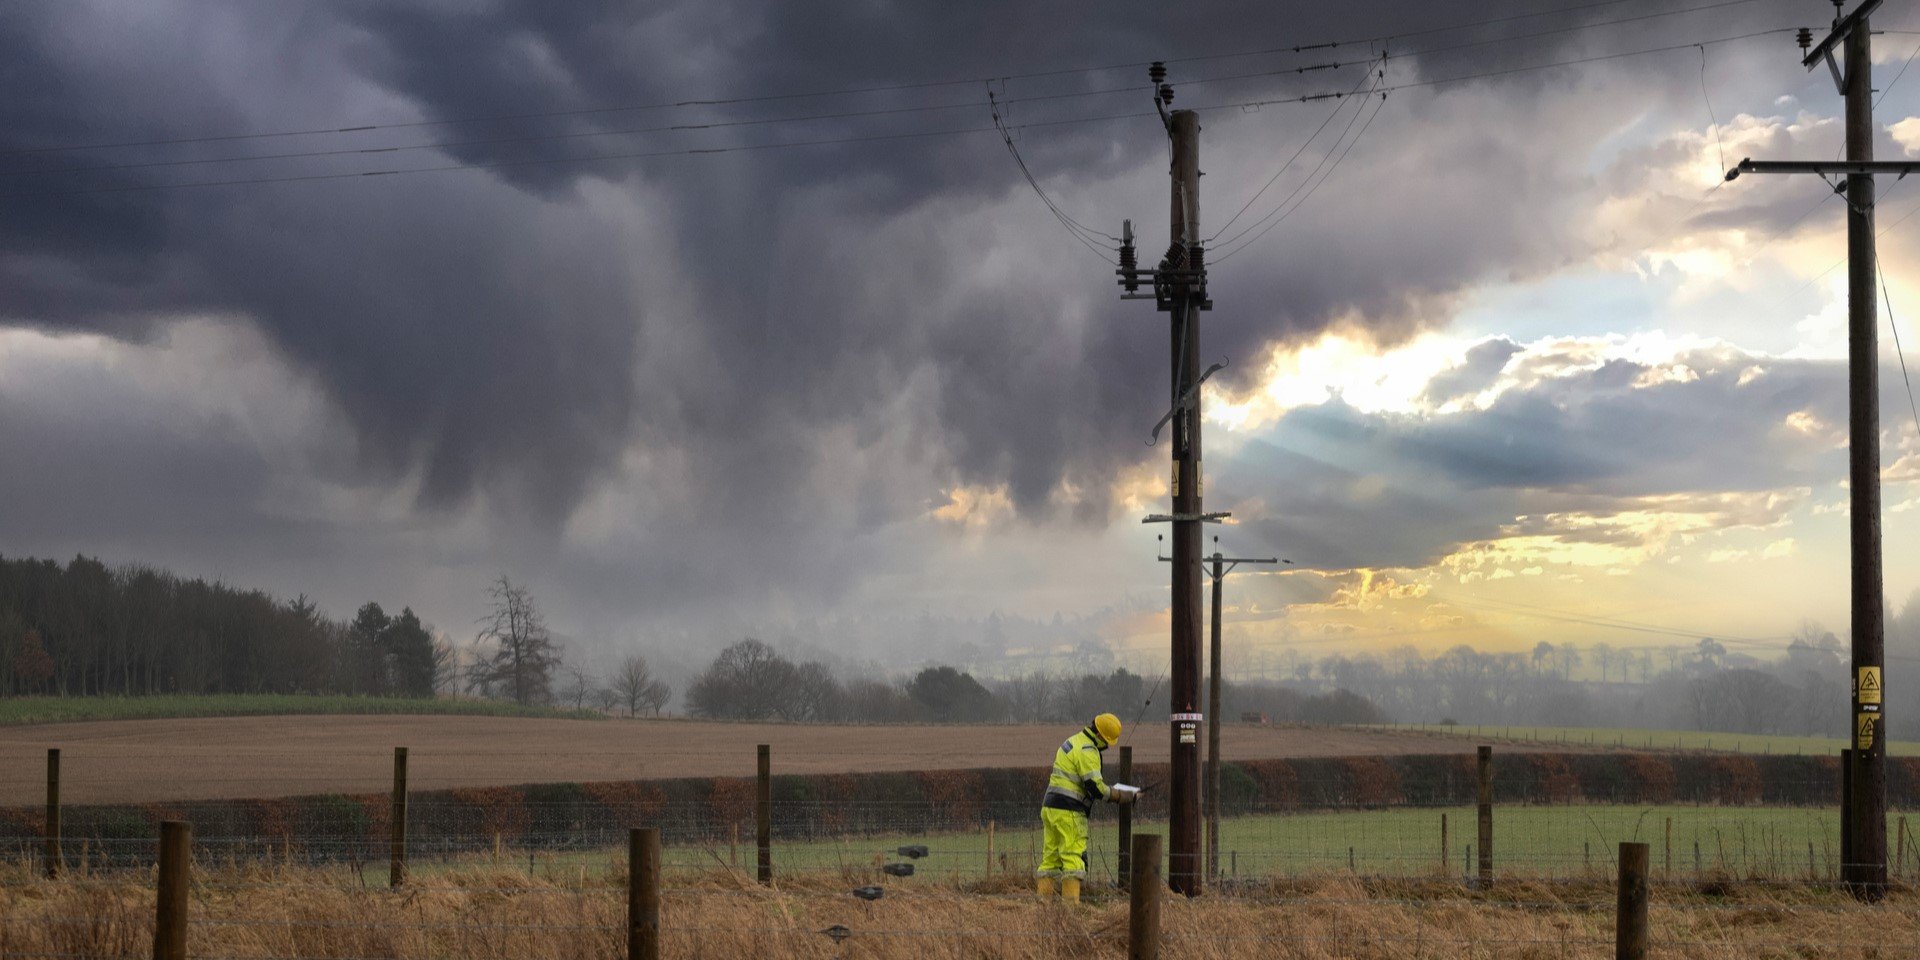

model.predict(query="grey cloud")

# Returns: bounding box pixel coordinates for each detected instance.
[1420,337,1521,407]
[0,0,1845,632]
[1216,343,1871,572]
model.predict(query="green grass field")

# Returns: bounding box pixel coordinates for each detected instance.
[0,694,603,726]
[740,805,1920,883]
[1360,723,1920,757]
[429,804,1920,886]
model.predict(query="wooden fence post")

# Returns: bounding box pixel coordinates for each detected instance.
[154,821,190,960]
[1439,812,1448,876]
[1476,745,1493,887]
[1664,818,1672,878]
[1127,833,1162,960]
[1840,748,1853,883]
[1118,745,1134,890]
[628,827,661,960]
[44,748,59,880]
[985,820,996,878]
[1896,817,1908,880]
[756,744,772,885]
[1616,842,1649,960]
[390,747,408,887]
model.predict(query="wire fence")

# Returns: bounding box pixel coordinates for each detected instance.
[5,745,1920,957]
[6,793,1918,885]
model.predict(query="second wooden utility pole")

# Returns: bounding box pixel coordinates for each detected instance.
[1202,541,1284,882]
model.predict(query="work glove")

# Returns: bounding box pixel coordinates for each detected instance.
[1109,783,1141,804]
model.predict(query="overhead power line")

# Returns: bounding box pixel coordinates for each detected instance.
[989,88,1119,263]
[0,26,1795,201]
[1208,60,1381,242]
[1211,73,1390,263]
[0,0,1776,163]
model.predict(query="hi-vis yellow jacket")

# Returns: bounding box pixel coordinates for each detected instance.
[1042,727,1110,814]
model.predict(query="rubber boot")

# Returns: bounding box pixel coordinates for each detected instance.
[1061,877,1082,903]
[1035,876,1055,899]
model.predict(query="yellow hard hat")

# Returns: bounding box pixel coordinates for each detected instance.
[1094,713,1123,745]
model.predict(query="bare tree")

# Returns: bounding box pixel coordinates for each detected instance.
[468,576,560,706]
[640,677,672,716]
[613,653,661,718]
[1591,643,1615,684]
[561,665,597,711]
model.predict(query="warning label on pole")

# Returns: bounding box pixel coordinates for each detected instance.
[1859,666,1882,705]
[1857,712,1877,750]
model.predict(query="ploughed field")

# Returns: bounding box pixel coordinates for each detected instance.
[0,715,1585,805]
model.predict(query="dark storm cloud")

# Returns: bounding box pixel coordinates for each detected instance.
[0,0,1825,622]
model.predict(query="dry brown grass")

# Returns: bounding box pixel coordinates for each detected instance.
[3,857,1915,959]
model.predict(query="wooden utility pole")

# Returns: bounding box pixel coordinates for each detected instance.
[1121,61,1221,898]
[1199,541,1284,882]
[1724,0,1895,899]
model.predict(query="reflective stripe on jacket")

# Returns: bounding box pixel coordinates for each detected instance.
[1042,727,1109,814]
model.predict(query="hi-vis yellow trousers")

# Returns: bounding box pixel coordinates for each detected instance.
[1037,807,1090,878]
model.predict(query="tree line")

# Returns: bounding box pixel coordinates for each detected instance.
[0,554,450,698]
[1271,597,1920,738]
[678,638,1384,725]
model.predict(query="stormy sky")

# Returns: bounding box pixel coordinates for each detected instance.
[4,0,1920,679]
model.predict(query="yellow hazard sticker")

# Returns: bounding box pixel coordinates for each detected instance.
[1859,667,1882,705]
[1170,462,1180,497]
[1857,712,1878,750]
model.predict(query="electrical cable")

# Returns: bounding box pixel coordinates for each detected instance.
[1208,61,1380,242]
[1876,256,1920,441]
[1700,46,1726,177]
[1212,78,1390,263]
[989,88,1119,263]
[0,0,1778,162]
[0,27,1793,200]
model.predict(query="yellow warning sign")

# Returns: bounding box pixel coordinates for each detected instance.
[1170,462,1180,497]
[1857,712,1878,750]
[1859,667,1882,706]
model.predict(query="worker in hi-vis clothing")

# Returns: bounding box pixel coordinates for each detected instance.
[1037,713,1139,901]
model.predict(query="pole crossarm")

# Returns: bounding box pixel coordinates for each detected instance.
[1205,556,1284,578]
[1802,0,1881,72]
[1142,512,1230,524]
[1725,158,1920,181]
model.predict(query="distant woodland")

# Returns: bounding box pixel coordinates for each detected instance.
[0,555,443,699]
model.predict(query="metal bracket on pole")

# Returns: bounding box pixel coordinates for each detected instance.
[1149,361,1226,446]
